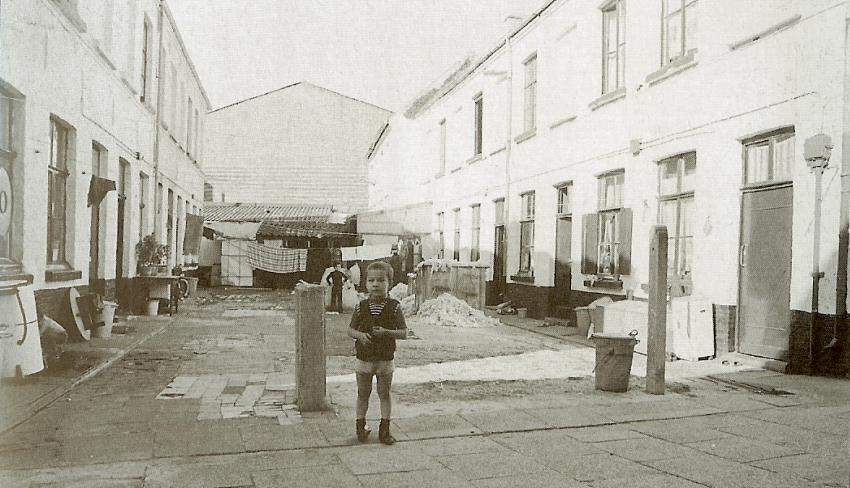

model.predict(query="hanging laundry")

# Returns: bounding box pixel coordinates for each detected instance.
[246,243,307,274]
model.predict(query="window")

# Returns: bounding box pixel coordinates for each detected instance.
[0,89,19,269]
[169,63,177,128]
[662,0,698,65]
[473,94,483,156]
[436,212,445,258]
[582,170,632,278]
[193,108,200,158]
[556,183,572,215]
[743,129,795,186]
[48,118,72,265]
[160,51,168,124]
[659,153,695,292]
[167,188,174,263]
[155,182,163,238]
[139,172,148,240]
[494,198,505,226]
[519,192,535,274]
[602,0,626,94]
[438,119,446,176]
[140,17,152,102]
[470,204,481,261]
[453,208,461,260]
[186,98,193,154]
[523,55,537,132]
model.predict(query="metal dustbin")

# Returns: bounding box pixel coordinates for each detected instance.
[591,331,639,392]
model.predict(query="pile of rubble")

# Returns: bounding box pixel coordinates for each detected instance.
[415,293,499,328]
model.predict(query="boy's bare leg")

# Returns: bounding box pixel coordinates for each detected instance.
[376,372,393,420]
[355,373,373,418]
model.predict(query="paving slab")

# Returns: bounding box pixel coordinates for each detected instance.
[336,444,442,474]
[715,419,844,453]
[59,431,154,465]
[143,460,253,488]
[239,422,329,451]
[593,436,701,462]
[470,470,589,488]
[491,429,605,459]
[153,424,244,457]
[433,450,550,480]
[587,473,707,487]
[648,452,817,488]
[460,409,548,433]
[563,425,646,443]
[751,452,850,486]
[628,418,734,443]
[522,406,614,428]
[357,468,474,488]
[542,451,663,483]
[413,435,510,456]
[394,414,482,440]
[252,464,359,488]
[685,436,806,462]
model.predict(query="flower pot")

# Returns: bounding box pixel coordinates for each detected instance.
[186,277,199,296]
[146,299,160,316]
[93,301,117,338]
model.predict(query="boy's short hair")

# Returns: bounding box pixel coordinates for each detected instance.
[366,261,393,282]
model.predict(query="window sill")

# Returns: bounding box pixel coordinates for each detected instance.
[511,273,534,284]
[589,88,626,111]
[514,129,537,145]
[450,166,463,174]
[466,154,483,165]
[45,268,83,282]
[489,146,506,156]
[583,277,623,290]
[0,269,33,284]
[434,172,444,180]
[645,52,698,87]
[549,115,577,131]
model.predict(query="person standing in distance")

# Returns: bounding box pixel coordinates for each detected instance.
[346,261,407,444]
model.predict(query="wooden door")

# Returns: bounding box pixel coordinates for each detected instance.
[493,225,506,299]
[553,216,572,317]
[738,185,792,360]
[116,197,125,278]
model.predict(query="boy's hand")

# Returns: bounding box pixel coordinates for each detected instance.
[371,326,386,337]
[359,332,372,345]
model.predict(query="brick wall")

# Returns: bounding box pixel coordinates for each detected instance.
[713,304,736,355]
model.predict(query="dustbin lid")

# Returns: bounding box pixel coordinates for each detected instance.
[591,331,639,343]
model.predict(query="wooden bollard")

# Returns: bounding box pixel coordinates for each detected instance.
[295,283,326,411]
[647,226,668,395]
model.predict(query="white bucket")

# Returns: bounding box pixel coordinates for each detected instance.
[146,299,160,316]
[187,277,199,296]
[93,302,117,338]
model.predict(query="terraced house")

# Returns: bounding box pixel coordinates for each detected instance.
[0,0,209,322]
[367,0,850,375]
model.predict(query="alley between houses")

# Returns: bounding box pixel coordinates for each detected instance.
[1,289,848,487]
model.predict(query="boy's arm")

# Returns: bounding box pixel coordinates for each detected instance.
[386,305,407,340]
[346,305,370,341]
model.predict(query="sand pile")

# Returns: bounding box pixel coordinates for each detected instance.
[399,295,417,316]
[416,293,499,328]
[389,283,409,301]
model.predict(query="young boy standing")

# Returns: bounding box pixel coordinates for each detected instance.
[347,261,407,444]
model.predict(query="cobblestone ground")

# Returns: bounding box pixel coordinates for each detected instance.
[0,288,848,487]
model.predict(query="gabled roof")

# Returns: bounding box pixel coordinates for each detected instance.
[209,81,391,114]
[203,202,334,222]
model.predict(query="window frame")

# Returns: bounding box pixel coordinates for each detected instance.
[0,89,19,271]
[139,172,148,240]
[473,93,483,156]
[140,16,153,103]
[523,54,538,132]
[519,191,536,275]
[596,170,626,277]
[470,204,481,261]
[452,208,461,261]
[556,182,572,216]
[601,0,626,95]
[436,212,445,258]
[47,117,72,266]
[742,128,795,187]
[662,0,698,66]
[658,152,696,291]
[438,118,447,176]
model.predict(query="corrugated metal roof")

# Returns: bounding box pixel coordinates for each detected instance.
[257,220,355,239]
[204,203,333,222]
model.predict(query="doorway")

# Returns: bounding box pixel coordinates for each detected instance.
[738,184,792,360]
[493,225,506,300]
[553,216,572,318]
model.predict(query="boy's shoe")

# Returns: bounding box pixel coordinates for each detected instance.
[378,419,395,445]
[356,418,370,442]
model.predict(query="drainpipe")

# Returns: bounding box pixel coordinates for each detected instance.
[503,16,521,291]
[805,134,832,371]
[153,0,165,244]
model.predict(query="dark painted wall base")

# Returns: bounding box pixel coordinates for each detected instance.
[714,304,736,355]
[504,283,552,319]
[789,310,849,376]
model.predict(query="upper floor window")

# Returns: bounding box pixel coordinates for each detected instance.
[48,117,73,265]
[662,0,698,65]
[494,198,505,227]
[519,192,535,274]
[523,55,538,132]
[438,119,446,176]
[556,183,572,215]
[743,128,795,186]
[187,98,194,154]
[601,0,626,94]
[473,94,483,156]
[140,17,153,103]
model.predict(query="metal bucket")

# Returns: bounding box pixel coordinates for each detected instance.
[591,331,639,392]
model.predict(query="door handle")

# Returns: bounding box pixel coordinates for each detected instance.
[739,244,747,268]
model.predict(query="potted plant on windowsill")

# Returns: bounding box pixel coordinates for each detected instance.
[136,233,169,277]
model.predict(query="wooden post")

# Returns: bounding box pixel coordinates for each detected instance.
[295,283,326,411]
[647,226,668,395]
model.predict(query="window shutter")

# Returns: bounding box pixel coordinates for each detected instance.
[582,213,599,274]
[618,208,633,275]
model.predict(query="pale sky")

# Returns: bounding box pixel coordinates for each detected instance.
[168,0,545,112]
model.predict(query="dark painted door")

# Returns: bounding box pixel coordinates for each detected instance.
[116,197,125,279]
[739,185,792,360]
[89,204,99,286]
[493,225,506,300]
[554,216,572,317]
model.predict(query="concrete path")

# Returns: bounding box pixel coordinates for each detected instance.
[0,289,848,487]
